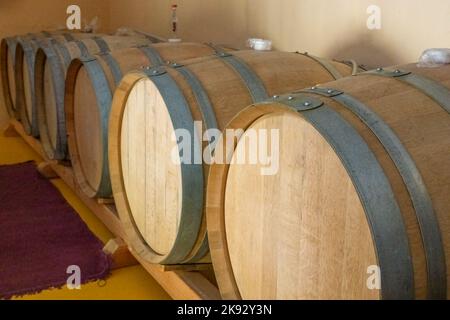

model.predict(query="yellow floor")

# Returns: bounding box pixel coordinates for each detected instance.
[0,132,171,300]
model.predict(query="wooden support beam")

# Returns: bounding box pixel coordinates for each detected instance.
[56,160,72,167]
[159,263,214,272]
[103,238,138,270]
[3,123,19,137]
[37,162,58,179]
[128,246,222,300]
[9,119,221,300]
[9,120,46,156]
[98,198,115,205]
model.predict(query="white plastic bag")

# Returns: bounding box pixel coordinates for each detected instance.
[84,16,99,33]
[418,48,450,68]
[247,38,272,51]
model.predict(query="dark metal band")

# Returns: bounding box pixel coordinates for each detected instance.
[62,33,75,41]
[169,64,220,263]
[275,92,415,299]
[169,60,220,263]
[138,45,164,66]
[297,52,343,79]
[92,36,110,53]
[39,46,68,160]
[172,63,219,131]
[80,55,114,197]
[303,86,447,299]
[21,39,39,136]
[97,52,123,86]
[73,40,90,57]
[183,234,210,264]
[49,39,72,68]
[143,66,204,264]
[336,59,361,75]
[215,50,269,103]
[204,43,225,53]
[364,68,450,114]
[142,33,163,43]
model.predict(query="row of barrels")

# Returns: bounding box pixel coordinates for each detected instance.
[1,30,449,300]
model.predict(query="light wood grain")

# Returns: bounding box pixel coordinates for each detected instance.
[2,122,19,137]
[108,51,353,265]
[329,63,450,298]
[206,63,450,300]
[122,79,182,256]
[73,65,103,193]
[103,238,139,270]
[37,161,58,179]
[224,112,379,300]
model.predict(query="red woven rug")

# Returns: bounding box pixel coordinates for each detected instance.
[0,162,110,299]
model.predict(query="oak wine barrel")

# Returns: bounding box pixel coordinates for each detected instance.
[108,49,356,265]
[34,35,156,160]
[14,32,103,136]
[206,64,450,300]
[1,30,73,118]
[65,43,223,199]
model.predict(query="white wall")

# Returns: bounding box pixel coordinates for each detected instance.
[3,0,450,126]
